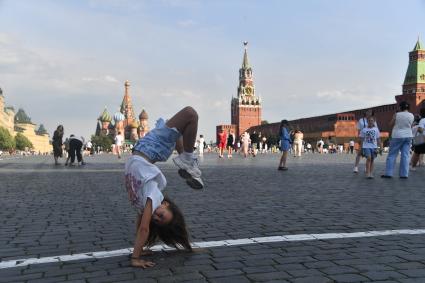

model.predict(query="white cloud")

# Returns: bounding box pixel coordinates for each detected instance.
[160,89,199,98]
[104,75,118,83]
[82,75,119,83]
[177,19,196,28]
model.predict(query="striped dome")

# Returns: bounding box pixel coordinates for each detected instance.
[113,112,125,122]
[99,108,112,122]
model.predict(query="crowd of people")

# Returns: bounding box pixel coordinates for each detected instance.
[207,101,425,180]
[278,101,425,179]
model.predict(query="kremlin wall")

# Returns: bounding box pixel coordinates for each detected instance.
[219,39,425,145]
[248,39,425,144]
[0,88,50,153]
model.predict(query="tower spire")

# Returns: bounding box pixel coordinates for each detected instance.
[413,35,423,51]
[242,41,250,69]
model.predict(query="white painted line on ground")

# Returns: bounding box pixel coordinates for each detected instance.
[1,228,424,269]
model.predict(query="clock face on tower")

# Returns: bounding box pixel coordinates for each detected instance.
[245,87,252,95]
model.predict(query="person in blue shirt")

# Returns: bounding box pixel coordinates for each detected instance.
[278,120,292,170]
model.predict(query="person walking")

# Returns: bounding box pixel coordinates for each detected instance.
[410,108,425,170]
[278,120,291,170]
[250,131,259,157]
[227,130,235,158]
[241,132,250,158]
[353,110,376,173]
[317,139,324,154]
[360,116,381,179]
[293,128,303,157]
[198,135,205,156]
[382,101,414,179]
[115,131,124,159]
[52,125,64,165]
[217,129,227,158]
[349,139,355,154]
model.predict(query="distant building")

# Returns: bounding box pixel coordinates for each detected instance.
[249,38,425,145]
[95,80,150,142]
[216,42,262,143]
[0,88,50,153]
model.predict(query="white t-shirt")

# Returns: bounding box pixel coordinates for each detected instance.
[392,112,414,138]
[115,135,124,146]
[360,127,380,149]
[349,140,355,146]
[125,155,166,214]
[199,138,205,148]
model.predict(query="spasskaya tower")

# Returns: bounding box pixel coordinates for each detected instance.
[231,42,262,137]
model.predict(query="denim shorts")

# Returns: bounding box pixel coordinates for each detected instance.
[362,148,377,159]
[133,118,181,162]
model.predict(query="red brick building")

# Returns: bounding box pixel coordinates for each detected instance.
[216,42,262,143]
[248,39,425,144]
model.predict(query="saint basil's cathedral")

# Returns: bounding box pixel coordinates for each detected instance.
[95,80,149,143]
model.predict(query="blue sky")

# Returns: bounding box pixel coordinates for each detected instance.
[1,0,425,141]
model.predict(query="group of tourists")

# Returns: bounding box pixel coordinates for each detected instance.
[278,101,425,178]
[216,129,271,158]
[351,102,425,179]
[52,125,86,166]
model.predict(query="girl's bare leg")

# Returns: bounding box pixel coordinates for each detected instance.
[366,157,371,176]
[175,137,184,154]
[166,107,198,153]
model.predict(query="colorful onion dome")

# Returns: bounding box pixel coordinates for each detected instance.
[113,111,125,122]
[130,120,139,128]
[99,108,112,122]
[139,109,149,120]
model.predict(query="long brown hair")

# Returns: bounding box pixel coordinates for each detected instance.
[146,197,192,251]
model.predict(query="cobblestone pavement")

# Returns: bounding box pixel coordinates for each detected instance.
[1,152,425,282]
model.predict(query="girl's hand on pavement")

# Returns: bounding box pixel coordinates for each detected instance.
[131,258,155,268]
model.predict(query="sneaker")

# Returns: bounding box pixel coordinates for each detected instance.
[173,155,204,190]
[353,166,359,173]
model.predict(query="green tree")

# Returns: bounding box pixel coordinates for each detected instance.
[91,134,114,152]
[15,133,33,150]
[0,127,16,150]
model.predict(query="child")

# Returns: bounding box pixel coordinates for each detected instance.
[125,107,204,268]
[278,120,291,170]
[359,116,381,179]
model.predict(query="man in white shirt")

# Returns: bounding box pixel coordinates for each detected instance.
[198,135,205,156]
[115,131,124,159]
